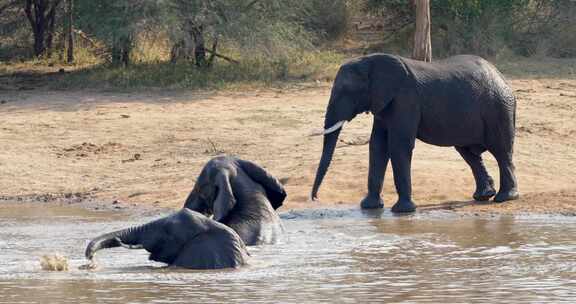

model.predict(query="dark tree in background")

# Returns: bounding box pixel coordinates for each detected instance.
[412,0,431,62]
[66,0,73,63]
[24,0,62,57]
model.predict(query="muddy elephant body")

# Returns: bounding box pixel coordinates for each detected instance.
[85,209,248,269]
[312,54,519,213]
[184,156,286,245]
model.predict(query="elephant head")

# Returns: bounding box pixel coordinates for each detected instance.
[311,54,410,200]
[85,209,248,269]
[184,156,286,222]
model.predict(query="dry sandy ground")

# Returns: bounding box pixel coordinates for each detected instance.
[1,78,575,215]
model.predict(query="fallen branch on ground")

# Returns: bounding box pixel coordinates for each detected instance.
[205,49,239,64]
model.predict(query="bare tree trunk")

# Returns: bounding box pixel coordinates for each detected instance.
[45,5,56,56]
[191,25,207,67]
[170,19,196,63]
[66,0,73,63]
[25,0,46,56]
[172,19,209,67]
[111,37,131,67]
[170,40,185,63]
[24,0,62,57]
[412,0,432,62]
[57,29,65,61]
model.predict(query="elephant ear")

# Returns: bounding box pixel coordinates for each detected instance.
[140,215,189,265]
[367,54,411,115]
[237,159,286,210]
[212,170,237,222]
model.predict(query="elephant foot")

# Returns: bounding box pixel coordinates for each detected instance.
[493,189,519,203]
[360,195,384,209]
[391,199,416,213]
[473,185,496,201]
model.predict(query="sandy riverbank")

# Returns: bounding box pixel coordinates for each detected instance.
[1,78,575,215]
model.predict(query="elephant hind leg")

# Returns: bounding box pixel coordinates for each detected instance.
[485,113,519,202]
[455,146,496,201]
[490,149,519,202]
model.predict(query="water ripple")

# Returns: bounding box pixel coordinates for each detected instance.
[1,205,576,303]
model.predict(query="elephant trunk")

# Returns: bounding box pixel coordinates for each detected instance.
[311,91,358,200]
[85,225,146,260]
[311,128,342,200]
[183,191,211,216]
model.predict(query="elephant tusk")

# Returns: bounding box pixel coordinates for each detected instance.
[115,237,143,250]
[309,120,346,137]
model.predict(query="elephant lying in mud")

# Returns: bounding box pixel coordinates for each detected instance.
[184,156,287,245]
[311,53,519,213]
[85,209,248,269]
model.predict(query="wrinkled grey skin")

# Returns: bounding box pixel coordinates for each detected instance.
[184,156,286,246]
[312,53,519,213]
[85,209,248,269]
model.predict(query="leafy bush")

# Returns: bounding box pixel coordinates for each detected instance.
[363,0,576,58]
[300,0,350,42]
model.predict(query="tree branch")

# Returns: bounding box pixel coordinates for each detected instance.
[205,49,239,64]
[243,0,261,12]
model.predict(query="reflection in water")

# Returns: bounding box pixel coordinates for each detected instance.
[1,204,576,303]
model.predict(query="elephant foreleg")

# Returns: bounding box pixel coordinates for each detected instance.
[360,119,388,209]
[388,126,417,213]
[389,142,416,213]
[455,146,496,201]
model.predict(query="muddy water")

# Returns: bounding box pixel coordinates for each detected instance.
[1,204,576,303]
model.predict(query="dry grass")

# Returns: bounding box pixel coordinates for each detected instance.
[0,50,343,91]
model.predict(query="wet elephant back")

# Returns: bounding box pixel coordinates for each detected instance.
[224,202,283,246]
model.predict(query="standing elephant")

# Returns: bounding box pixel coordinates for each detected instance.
[85,209,248,269]
[311,53,519,213]
[184,156,286,245]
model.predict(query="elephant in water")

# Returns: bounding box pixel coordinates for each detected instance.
[85,209,248,269]
[311,53,518,213]
[184,156,287,246]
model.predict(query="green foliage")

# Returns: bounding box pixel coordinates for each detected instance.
[75,0,162,43]
[510,0,576,58]
[3,0,576,91]
[70,0,333,64]
[363,0,576,58]
[299,0,350,42]
[73,0,163,64]
[165,0,317,57]
[0,1,32,60]
[430,0,528,56]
